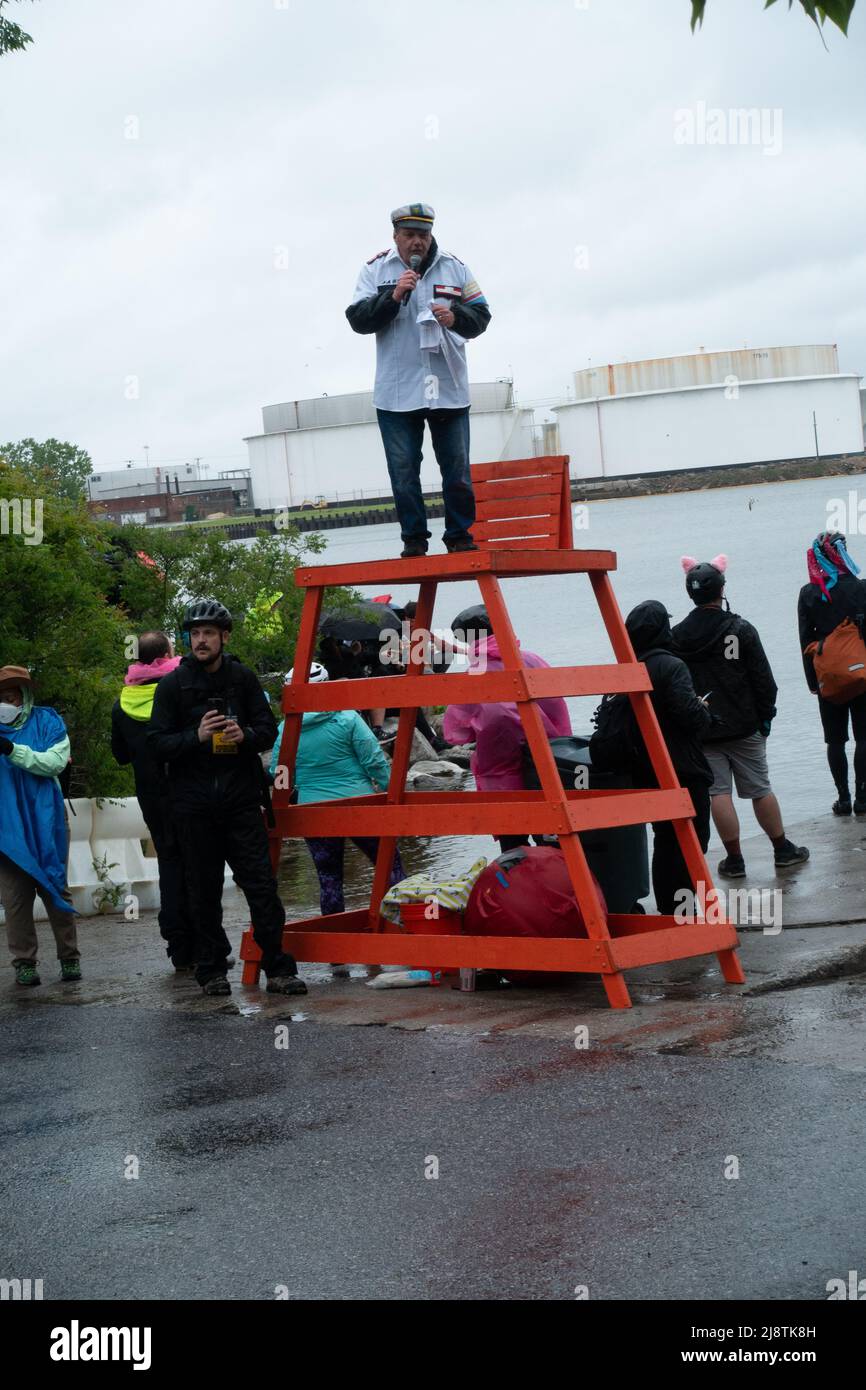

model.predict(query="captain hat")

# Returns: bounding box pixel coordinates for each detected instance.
[391,202,435,231]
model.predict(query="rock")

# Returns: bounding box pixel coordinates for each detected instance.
[438,743,473,768]
[410,728,437,762]
[405,760,466,789]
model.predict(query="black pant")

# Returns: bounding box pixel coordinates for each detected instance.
[174,805,292,984]
[138,795,196,962]
[497,834,553,853]
[818,690,866,744]
[651,779,711,915]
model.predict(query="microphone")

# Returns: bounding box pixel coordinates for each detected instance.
[404,253,421,305]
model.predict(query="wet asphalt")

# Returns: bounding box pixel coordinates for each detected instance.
[2,994,865,1302]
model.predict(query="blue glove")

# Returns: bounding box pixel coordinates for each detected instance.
[760,720,772,738]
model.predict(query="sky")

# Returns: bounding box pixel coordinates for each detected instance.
[1,0,864,476]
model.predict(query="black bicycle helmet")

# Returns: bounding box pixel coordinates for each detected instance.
[683,562,725,605]
[182,598,233,632]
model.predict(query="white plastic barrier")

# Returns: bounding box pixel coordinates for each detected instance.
[90,797,160,914]
[15,796,160,922]
[64,797,101,915]
[1,795,240,924]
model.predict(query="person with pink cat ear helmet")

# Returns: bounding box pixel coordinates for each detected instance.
[672,554,809,880]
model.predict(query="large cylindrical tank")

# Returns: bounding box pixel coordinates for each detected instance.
[573,344,839,400]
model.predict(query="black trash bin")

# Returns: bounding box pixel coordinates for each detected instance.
[521,735,649,913]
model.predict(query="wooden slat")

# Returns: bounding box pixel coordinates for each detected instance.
[525,663,652,697]
[474,516,559,539]
[279,929,613,972]
[240,908,370,955]
[273,787,691,837]
[562,787,694,833]
[471,456,568,484]
[294,549,617,586]
[473,476,561,504]
[610,922,739,968]
[480,535,561,551]
[243,915,737,972]
[275,798,568,837]
[280,663,652,714]
[475,494,559,522]
[607,911,732,937]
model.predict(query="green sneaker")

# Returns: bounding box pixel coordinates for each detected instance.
[15,963,41,987]
[60,960,82,983]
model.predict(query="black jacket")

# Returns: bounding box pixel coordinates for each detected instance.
[797,572,866,692]
[671,605,777,742]
[147,654,277,815]
[626,601,713,785]
[110,681,168,802]
[345,238,492,340]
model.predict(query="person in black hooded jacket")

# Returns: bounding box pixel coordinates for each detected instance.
[672,556,808,880]
[624,600,713,915]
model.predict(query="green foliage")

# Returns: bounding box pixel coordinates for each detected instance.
[691,0,856,34]
[0,457,359,795]
[0,438,93,503]
[91,853,128,913]
[0,1,35,57]
[0,462,134,799]
[115,521,361,701]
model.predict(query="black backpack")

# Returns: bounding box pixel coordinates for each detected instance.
[589,648,667,776]
[588,694,641,775]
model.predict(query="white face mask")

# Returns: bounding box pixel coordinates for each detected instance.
[0,702,20,725]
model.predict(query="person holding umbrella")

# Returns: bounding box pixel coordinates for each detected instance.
[317,601,403,740]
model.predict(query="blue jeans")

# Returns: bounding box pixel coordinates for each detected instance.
[376,407,475,544]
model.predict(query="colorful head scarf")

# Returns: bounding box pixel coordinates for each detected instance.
[807,532,860,601]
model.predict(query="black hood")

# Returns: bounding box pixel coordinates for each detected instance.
[671,605,737,657]
[418,236,439,277]
[625,600,672,656]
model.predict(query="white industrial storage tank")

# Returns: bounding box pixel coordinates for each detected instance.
[245,382,536,511]
[556,345,863,481]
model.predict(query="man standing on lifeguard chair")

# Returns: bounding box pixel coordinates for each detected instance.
[346,203,491,559]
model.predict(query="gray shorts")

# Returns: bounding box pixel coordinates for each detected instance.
[705,732,772,800]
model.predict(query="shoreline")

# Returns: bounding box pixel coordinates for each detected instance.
[168,448,866,540]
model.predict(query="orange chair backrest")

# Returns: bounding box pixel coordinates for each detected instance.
[470,456,573,551]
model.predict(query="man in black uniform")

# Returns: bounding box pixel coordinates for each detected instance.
[148,599,305,997]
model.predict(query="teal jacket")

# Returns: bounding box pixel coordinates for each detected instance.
[270,710,392,803]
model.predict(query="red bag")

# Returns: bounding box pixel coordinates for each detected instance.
[807,617,866,704]
[464,846,607,984]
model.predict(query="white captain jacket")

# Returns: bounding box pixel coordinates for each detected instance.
[346,238,491,412]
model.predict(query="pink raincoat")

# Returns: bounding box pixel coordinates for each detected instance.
[443,636,572,790]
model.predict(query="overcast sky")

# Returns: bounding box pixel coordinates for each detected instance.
[1,0,864,474]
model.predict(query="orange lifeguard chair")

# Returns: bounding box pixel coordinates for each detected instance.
[240,456,745,1009]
